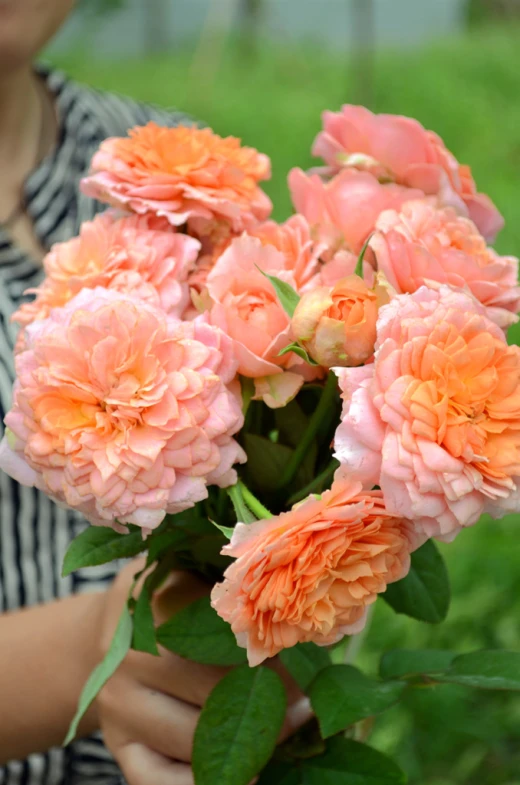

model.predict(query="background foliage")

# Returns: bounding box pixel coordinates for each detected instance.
[49,18,520,785]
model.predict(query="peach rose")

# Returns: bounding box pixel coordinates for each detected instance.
[0,288,245,530]
[334,284,520,540]
[248,214,326,291]
[211,473,420,666]
[288,167,423,257]
[207,235,319,408]
[13,211,200,331]
[186,214,326,317]
[312,105,503,242]
[370,200,520,329]
[292,274,390,368]
[81,123,272,238]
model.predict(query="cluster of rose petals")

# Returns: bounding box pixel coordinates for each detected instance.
[292,274,390,368]
[312,105,504,242]
[13,212,200,332]
[370,200,520,329]
[207,235,320,408]
[248,214,326,291]
[288,167,424,257]
[334,285,520,540]
[0,288,246,530]
[211,473,420,666]
[81,123,272,238]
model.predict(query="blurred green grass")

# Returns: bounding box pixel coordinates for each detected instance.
[50,25,520,783]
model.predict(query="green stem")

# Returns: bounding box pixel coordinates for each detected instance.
[287,459,340,507]
[239,482,273,519]
[228,483,256,524]
[276,372,339,491]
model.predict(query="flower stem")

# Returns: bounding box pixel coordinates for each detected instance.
[276,372,339,491]
[238,481,273,520]
[287,459,340,507]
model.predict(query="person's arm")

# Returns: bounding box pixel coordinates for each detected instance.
[0,562,310,784]
[0,591,103,763]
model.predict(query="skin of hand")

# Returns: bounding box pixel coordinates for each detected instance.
[96,560,311,785]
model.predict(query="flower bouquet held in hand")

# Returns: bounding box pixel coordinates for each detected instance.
[2,108,520,785]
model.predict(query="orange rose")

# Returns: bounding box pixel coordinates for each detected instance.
[81,123,272,238]
[211,474,420,666]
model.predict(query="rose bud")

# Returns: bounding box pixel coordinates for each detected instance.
[291,274,390,367]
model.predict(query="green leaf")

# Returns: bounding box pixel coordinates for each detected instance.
[193,664,286,785]
[145,529,190,567]
[209,519,234,540]
[257,267,301,317]
[157,596,247,666]
[435,650,520,691]
[299,737,406,784]
[244,432,319,492]
[257,761,301,785]
[227,483,257,524]
[280,643,332,692]
[64,604,133,745]
[278,342,319,366]
[62,526,145,576]
[355,233,373,278]
[380,649,455,681]
[309,665,405,738]
[274,399,309,448]
[383,540,450,623]
[132,583,159,656]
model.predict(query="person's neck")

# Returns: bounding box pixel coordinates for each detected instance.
[0,66,40,172]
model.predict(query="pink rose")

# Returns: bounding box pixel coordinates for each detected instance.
[212,473,420,666]
[334,285,520,540]
[248,214,326,291]
[13,211,200,331]
[207,235,320,408]
[371,200,520,329]
[288,167,423,257]
[312,105,503,242]
[0,288,245,531]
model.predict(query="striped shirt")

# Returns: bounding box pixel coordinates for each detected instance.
[0,66,191,785]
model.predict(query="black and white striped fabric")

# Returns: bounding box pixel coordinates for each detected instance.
[0,65,191,785]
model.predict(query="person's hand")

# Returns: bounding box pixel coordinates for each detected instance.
[95,560,310,785]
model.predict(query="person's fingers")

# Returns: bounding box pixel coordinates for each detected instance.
[153,571,211,624]
[124,647,228,707]
[118,743,194,785]
[99,673,199,761]
[122,689,199,762]
[279,696,313,741]
[268,658,304,706]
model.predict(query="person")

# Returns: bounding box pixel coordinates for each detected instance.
[0,3,308,784]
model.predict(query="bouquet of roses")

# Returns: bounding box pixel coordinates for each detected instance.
[2,106,520,785]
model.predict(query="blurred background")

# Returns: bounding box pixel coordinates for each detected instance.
[46,1,520,783]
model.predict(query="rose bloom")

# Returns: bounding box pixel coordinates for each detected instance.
[0,288,245,530]
[370,200,520,329]
[248,214,326,291]
[211,473,420,666]
[81,123,272,238]
[207,235,320,408]
[292,274,390,368]
[312,105,503,242]
[288,167,423,257]
[334,284,520,540]
[13,212,201,332]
